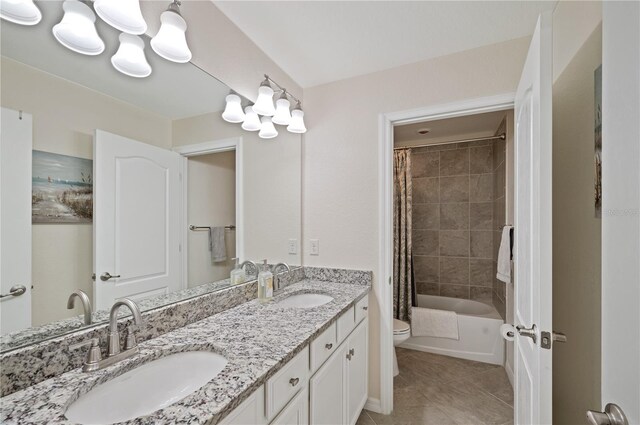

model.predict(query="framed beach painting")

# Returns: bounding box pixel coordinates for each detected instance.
[32,150,93,224]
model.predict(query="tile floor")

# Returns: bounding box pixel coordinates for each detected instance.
[357,348,514,425]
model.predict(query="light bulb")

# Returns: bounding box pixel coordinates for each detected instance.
[253,80,275,116]
[259,116,278,139]
[151,2,192,63]
[53,0,105,56]
[94,0,147,35]
[111,33,152,78]
[0,0,41,25]
[241,106,261,132]
[222,94,245,123]
[287,103,307,134]
[272,92,292,126]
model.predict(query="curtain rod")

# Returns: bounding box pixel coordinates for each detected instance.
[394,133,506,150]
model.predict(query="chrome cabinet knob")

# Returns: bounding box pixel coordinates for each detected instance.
[0,285,27,298]
[325,343,333,350]
[100,272,121,281]
[289,377,299,387]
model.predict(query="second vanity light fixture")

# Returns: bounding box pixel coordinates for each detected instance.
[222,75,307,139]
[1,0,193,78]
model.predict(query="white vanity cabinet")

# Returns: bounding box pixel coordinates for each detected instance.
[218,297,368,425]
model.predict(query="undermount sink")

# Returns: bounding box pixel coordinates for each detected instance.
[277,293,334,309]
[65,351,228,424]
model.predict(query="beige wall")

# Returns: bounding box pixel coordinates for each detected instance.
[187,152,236,287]
[552,22,602,425]
[503,110,516,382]
[301,37,530,401]
[173,112,302,266]
[0,58,171,326]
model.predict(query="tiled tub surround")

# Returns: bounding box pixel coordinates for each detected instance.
[0,279,370,424]
[411,138,501,304]
[492,118,508,320]
[0,266,361,396]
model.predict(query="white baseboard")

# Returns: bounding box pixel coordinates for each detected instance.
[505,361,514,387]
[364,397,382,414]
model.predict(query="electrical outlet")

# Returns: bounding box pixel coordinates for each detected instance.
[288,239,298,255]
[310,239,320,256]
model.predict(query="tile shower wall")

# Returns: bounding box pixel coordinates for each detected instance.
[412,139,497,304]
[492,118,507,319]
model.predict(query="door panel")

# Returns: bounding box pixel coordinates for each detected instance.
[94,130,182,310]
[514,12,553,425]
[0,108,32,334]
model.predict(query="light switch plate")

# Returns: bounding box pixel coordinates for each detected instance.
[310,239,319,256]
[288,239,298,255]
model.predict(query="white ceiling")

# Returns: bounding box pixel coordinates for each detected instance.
[215,1,557,88]
[394,110,508,146]
[1,1,231,119]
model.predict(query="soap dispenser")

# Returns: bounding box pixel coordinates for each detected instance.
[257,259,273,303]
[230,258,246,285]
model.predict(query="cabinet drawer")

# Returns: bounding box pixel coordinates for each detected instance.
[218,385,266,425]
[266,346,309,420]
[310,322,337,373]
[336,306,355,344]
[355,296,369,324]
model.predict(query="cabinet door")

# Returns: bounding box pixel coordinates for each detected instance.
[271,387,309,425]
[218,386,266,425]
[310,344,346,425]
[346,320,368,425]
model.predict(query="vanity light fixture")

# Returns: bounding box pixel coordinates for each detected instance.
[241,106,261,131]
[94,0,147,35]
[53,0,105,56]
[272,91,292,126]
[259,116,278,139]
[0,0,42,25]
[253,78,276,117]
[222,93,245,123]
[287,101,307,134]
[111,33,152,78]
[150,0,192,63]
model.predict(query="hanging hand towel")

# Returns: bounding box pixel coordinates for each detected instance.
[411,306,459,340]
[497,225,513,283]
[208,226,227,263]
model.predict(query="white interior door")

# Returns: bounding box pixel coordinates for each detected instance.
[513,12,553,425]
[597,3,640,424]
[0,108,33,334]
[94,130,183,311]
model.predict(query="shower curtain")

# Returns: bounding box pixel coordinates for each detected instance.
[393,148,414,322]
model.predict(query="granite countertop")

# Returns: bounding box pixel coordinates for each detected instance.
[0,279,370,425]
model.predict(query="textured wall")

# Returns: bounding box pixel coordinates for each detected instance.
[492,118,507,319]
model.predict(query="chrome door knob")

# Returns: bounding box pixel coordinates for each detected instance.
[0,285,27,298]
[516,324,537,343]
[100,272,121,281]
[587,404,628,425]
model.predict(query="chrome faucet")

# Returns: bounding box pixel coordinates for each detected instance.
[272,263,291,291]
[67,290,92,325]
[70,298,144,372]
[240,260,259,279]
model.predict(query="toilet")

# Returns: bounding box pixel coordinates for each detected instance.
[393,318,411,376]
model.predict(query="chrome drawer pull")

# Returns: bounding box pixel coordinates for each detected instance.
[325,343,333,350]
[289,377,299,387]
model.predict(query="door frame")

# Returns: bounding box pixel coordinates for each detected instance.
[173,137,244,287]
[377,93,515,414]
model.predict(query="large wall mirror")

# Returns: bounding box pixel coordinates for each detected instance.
[0,1,302,352]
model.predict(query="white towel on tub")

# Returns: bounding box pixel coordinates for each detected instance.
[411,307,459,340]
[497,226,513,283]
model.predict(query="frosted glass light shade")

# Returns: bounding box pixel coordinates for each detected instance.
[151,9,191,63]
[272,95,291,126]
[94,0,147,35]
[0,0,41,25]
[111,33,152,78]
[53,0,105,56]
[241,106,261,132]
[259,116,278,139]
[287,107,307,134]
[253,84,275,116]
[222,94,245,123]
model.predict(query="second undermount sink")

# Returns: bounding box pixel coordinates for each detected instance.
[65,351,227,424]
[277,293,334,309]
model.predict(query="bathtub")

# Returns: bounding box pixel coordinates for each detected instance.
[399,294,505,365]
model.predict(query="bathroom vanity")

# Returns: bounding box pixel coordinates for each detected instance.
[0,272,371,424]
